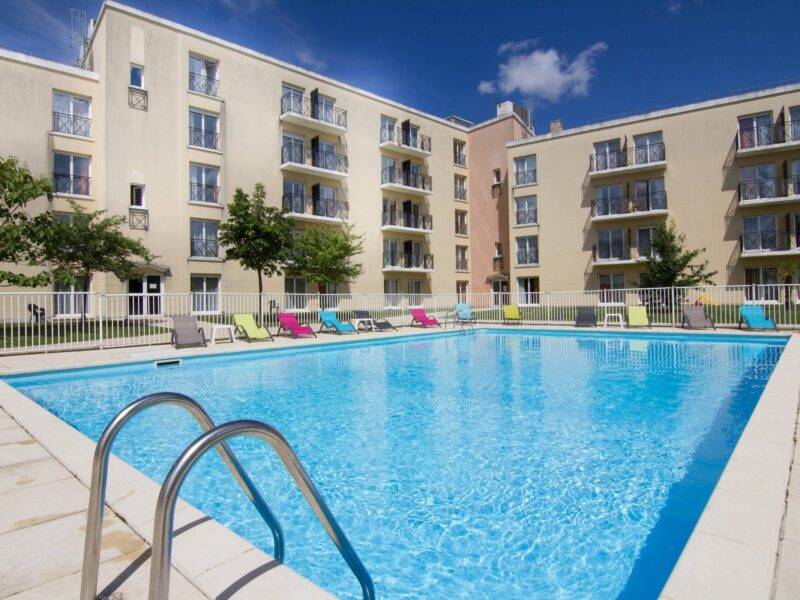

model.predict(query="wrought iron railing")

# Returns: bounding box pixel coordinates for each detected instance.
[454,152,467,167]
[455,222,468,236]
[189,127,219,150]
[128,87,148,111]
[189,182,220,204]
[738,177,799,202]
[592,190,668,216]
[740,229,798,253]
[515,209,538,225]
[592,241,637,261]
[515,169,537,185]
[736,120,800,150]
[128,208,148,231]
[454,186,466,200]
[381,210,432,231]
[589,142,666,172]
[281,144,348,173]
[282,194,349,220]
[381,167,432,191]
[189,72,220,97]
[52,112,91,137]
[53,172,90,196]
[280,93,348,128]
[379,126,431,152]
[516,250,539,265]
[190,238,219,258]
[455,256,469,271]
[382,252,434,269]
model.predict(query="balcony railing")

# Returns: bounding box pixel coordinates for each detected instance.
[190,238,219,258]
[515,169,537,185]
[379,126,431,152]
[128,87,148,111]
[128,208,148,231]
[454,153,467,167]
[455,256,469,271]
[516,250,539,265]
[381,167,432,191]
[383,251,434,269]
[738,177,800,202]
[740,229,799,253]
[515,209,538,225]
[53,172,90,196]
[381,210,432,231]
[592,191,668,216]
[189,128,219,150]
[454,186,466,200]
[189,72,220,97]
[281,93,347,128]
[455,222,468,236]
[189,182,220,204]
[736,120,800,150]
[52,112,91,137]
[592,241,635,261]
[282,193,349,220]
[589,143,666,172]
[282,144,348,173]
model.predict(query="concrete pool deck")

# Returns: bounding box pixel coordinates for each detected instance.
[0,324,797,598]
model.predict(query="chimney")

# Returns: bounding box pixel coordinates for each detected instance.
[549,119,563,134]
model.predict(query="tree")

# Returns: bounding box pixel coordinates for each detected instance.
[289,225,364,291]
[638,220,717,290]
[218,183,294,320]
[41,201,153,322]
[0,156,54,287]
[776,263,796,309]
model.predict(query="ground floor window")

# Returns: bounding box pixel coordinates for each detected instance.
[745,267,778,302]
[284,277,307,309]
[54,276,91,316]
[407,280,422,306]
[456,280,468,303]
[384,279,401,307]
[598,273,625,305]
[518,277,540,305]
[127,275,162,316]
[491,280,509,307]
[190,275,220,313]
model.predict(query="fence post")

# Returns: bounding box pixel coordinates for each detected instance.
[98,293,104,350]
[545,291,551,325]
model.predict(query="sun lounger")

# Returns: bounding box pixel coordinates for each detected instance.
[502,305,522,324]
[681,305,715,330]
[171,315,207,349]
[353,310,397,332]
[410,307,440,328]
[319,310,357,334]
[627,306,651,328]
[233,313,274,341]
[277,312,317,338]
[455,303,477,324]
[739,305,777,330]
[575,307,597,327]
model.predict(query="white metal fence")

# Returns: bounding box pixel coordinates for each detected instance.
[2,284,797,355]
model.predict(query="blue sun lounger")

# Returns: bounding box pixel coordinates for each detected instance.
[319,310,357,334]
[739,305,777,331]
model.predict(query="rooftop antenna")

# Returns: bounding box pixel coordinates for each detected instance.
[68,8,88,66]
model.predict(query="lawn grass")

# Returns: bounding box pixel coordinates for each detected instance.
[0,320,170,348]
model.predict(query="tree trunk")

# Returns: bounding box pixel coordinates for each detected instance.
[257,271,263,326]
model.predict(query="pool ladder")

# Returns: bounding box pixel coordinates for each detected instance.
[79,392,375,600]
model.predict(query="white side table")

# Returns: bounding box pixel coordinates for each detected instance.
[354,318,375,332]
[210,324,237,344]
[603,313,625,328]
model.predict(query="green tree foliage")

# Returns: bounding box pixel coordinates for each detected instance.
[289,225,364,287]
[638,220,717,288]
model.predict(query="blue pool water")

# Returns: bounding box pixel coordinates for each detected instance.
[6,330,786,599]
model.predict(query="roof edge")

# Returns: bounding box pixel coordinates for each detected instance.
[0,47,99,81]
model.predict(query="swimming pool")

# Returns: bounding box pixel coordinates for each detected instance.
[6,329,786,599]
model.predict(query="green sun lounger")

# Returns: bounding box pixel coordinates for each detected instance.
[626,306,651,328]
[233,313,274,341]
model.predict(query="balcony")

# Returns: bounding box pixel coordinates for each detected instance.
[189,73,220,98]
[282,194,348,223]
[189,128,219,151]
[128,87,148,111]
[382,251,434,272]
[53,173,90,197]
[515,169,537,186]
[190,238,219,259]
[516,250,539,266]
[454,186,467,201]
[736,121,800,157]
[189,182,220,204]
[589,143,666,177]
[591,191,668,221]
[52,112,91,138]
[455,222,468,236]
[455,256,469,271]
[379,126,431,158]
[492,256,505,273]
[592,240,654,265]
[128,208,148,231]
[280,93,347,134]
[738,177,800,207]
[280,144,348,180]
[381,210,432,234]
[739,230,800,257]
[380,167,431,196]
[454,153,467,167]
[515,209,538,226]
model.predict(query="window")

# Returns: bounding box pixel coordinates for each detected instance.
[745,267,779,302]
[791,107,800,142]
[495,243,503,257]
[592,139,621,171]
[384,278,401,307]
[314,185,338,217]
[792,159,800,196]
[633,131,664,164]
[407,280,422,306]
[380,115,397,143]
[405,123,420,148]
[190,276,219,313]
[189,110,219,150]
[52,92,91,137]
[516,236,538,265]
[53,152,91,196]
[515,195,537,225]
[599,274,625,304]
[189,219,219,258]
[596,229,625,260]
[284,277,307,309]
[281,83,304,114]
[742,215,777,252]
[130,184,144,207]
[493,169,502,184]
[189,163,220,203]
[130,64,144,88]
[316,95,336,124]
[282,133,305,164]
[633,178,666,211]
[738,113,773,148]
[453,139,466,166]
[739,164,777,201]
[454,175,467,200]
[637,228,654,258]
[283,179,305,213]
[492,280,509,307]
[455,245,468,271]
[518,277,540,305]
[455,210,468,235]
[189,55,219,96]
[456,281,468,302]
[514,155,536,185]
[594,184,623,216]
[54,276,91,316]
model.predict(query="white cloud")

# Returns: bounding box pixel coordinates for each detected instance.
[497,38,537,55]
[478,80,497,94]
[295,49,327,72]
[481,42,607,102]
[665,0,683,14]
[218,0,269,13]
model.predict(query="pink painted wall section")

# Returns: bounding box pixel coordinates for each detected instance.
[466,116,527,292]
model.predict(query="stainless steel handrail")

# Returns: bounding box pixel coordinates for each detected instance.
[149,420,375,600]
[79,393,285,600]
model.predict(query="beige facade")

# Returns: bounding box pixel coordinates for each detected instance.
[0,1,527,305]
[507,85,800,302]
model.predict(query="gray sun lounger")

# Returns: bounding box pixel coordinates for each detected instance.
[575,307,597,327]
[681,305,715,330]
[171,315,207,348]
[353,310,397,332]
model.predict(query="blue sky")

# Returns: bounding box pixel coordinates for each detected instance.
[2,0,797,132]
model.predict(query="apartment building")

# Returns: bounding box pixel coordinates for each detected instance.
[0,1,529,313]
[507,85,800,304]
